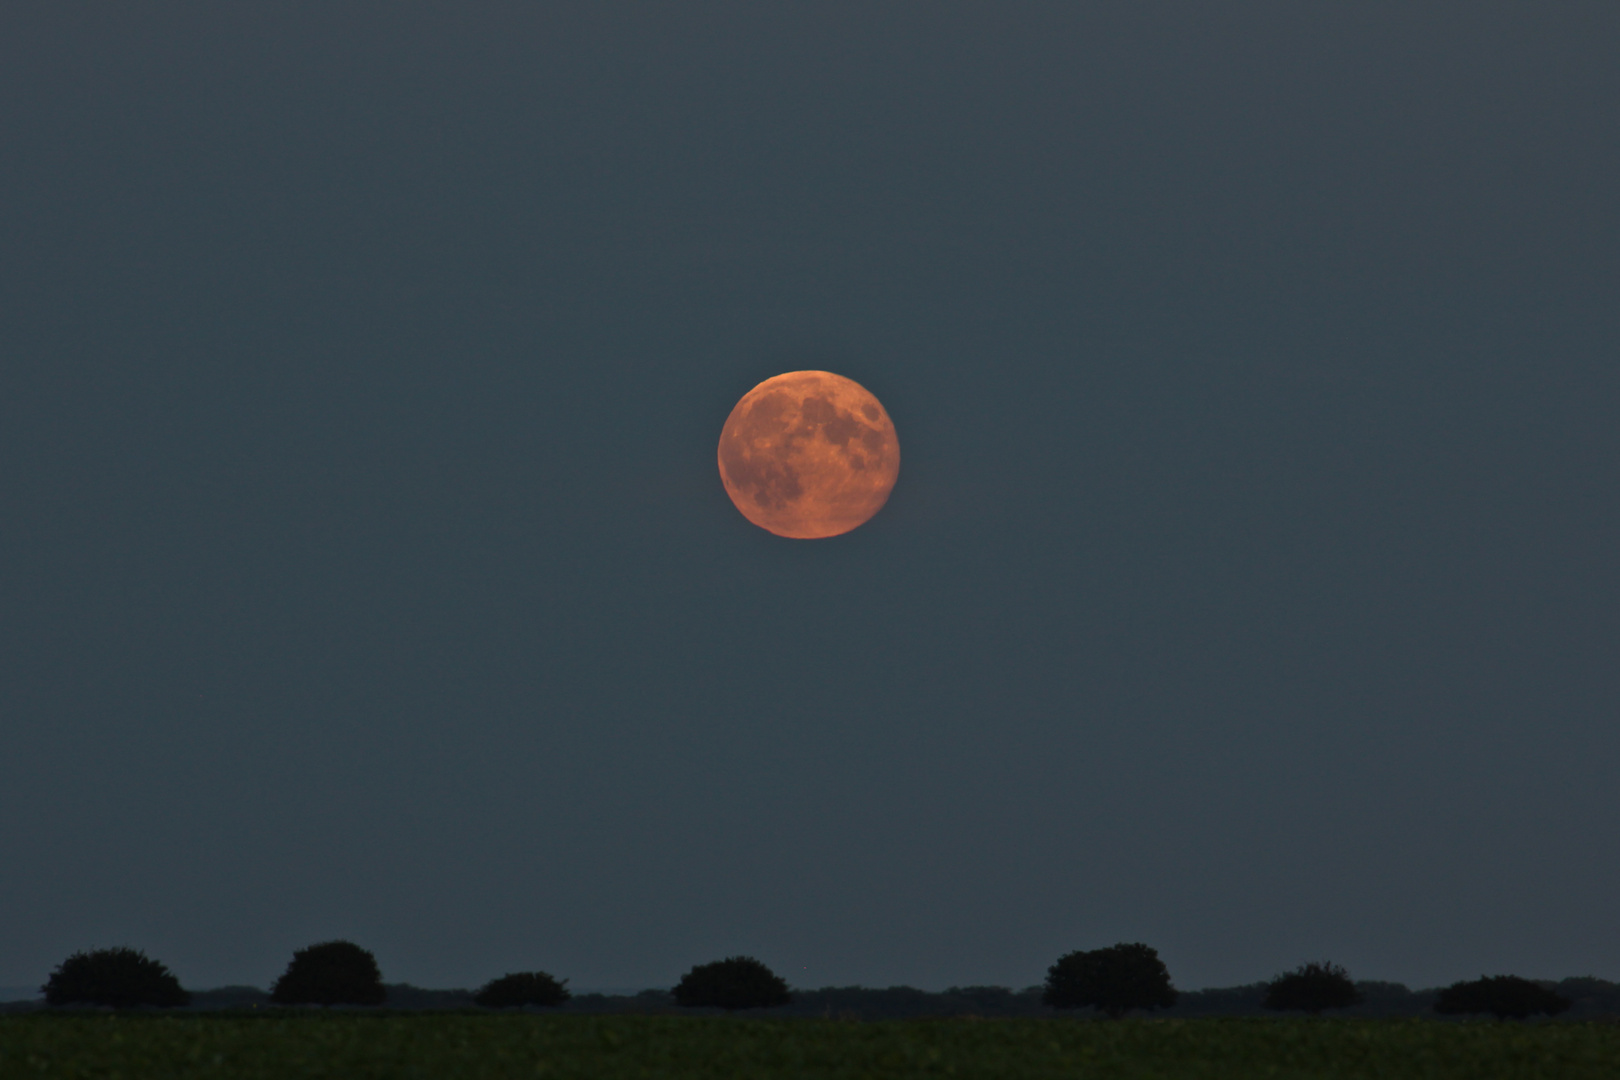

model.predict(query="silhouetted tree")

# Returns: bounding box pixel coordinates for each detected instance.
[269,941,386,1006]
[42,947,189,1008]
[1043,943,1177,1018]
[672,956,791,1010]
[1263,961,1363,1014]
[475,971,571,1008]
[1433,976,1571,1020]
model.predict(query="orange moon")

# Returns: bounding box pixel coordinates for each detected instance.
[718,371,900,539]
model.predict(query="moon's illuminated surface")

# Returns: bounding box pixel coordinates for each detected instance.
[718,371,900,539]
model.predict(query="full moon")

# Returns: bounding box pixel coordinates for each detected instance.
[718,371,900,539]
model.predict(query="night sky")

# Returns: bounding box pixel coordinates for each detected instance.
[2,3,1617,995]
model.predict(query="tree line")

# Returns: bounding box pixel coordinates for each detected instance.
[32,940,1590,1021]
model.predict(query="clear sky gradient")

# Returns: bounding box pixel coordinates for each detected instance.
[2,2,1616,994]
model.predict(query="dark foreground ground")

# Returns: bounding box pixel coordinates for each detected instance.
[2,1014,1617,1080]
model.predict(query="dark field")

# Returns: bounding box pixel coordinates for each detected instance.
[3,1014,1617,1079]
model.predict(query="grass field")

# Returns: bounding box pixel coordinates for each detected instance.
[2,1014,1616,1079]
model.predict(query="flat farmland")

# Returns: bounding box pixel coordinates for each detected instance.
[2,1014,1616,1079]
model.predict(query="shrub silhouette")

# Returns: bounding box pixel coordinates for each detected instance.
[475,971,571,1009]
[672,956,791,1010]
[42,947,189,1008]
[1263,961,1363,1014]
[269,941,386,1006]
[1433,975,1571,1020]
[1043,942,1177,1018]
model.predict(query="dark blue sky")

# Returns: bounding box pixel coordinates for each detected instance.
[2,2,1617,994]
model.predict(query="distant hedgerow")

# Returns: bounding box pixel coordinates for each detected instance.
[673,957,791,1010]
[43,947,190,1008]
[269,941,386,1006]
[475,971,571,1009]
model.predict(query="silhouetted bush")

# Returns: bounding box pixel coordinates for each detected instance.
[1264,961,1364,1014]
[1434,976,1571,1020]
[672,956,791,1010]
[1043,942,1177,1018]
[475,971,571,1008]
[42,947,189,1008]
[269,941,386,1006]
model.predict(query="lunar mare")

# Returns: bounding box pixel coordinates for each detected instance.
[718,371,900,539]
